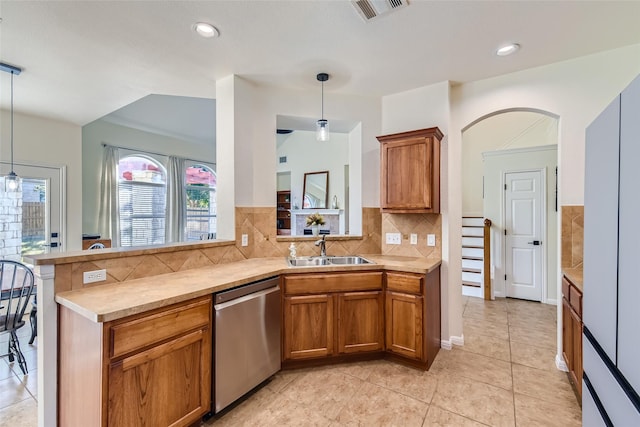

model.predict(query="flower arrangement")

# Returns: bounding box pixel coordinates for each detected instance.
[306,212,325,226]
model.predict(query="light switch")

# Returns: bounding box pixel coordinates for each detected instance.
[241,234,249,246]
[410,234,418,245]
[427,234,436,246]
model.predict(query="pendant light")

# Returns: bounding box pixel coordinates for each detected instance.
[1,62,22,192]
[316,72,329,141]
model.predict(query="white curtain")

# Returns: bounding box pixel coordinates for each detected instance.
[165,156,186,242]
[98,145,120,247]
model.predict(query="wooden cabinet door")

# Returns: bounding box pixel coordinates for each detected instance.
[283,294,334,360]
[108,328,211,427]
[378,128,442,213]
[337,291,384,354]
[562,297,573,372]
[571,307,583,397]
[385,291,423,360]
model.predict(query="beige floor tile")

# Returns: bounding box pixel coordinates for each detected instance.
[463,317,510,341]
[510,341,557,372]
[508,314,557,332]
[423,405,488,426]
[464,305,509,324]
[0,397,37,427]
[367,360,438,403]
[432,348,513,391]
[333,359,384,381]
[21,370,37,399]
[335,382,429,427]
[514,392,581,427]
[281,369,364,420]
[264,369,302,393]
[431,375,515,427]
[0,359,15,381]
[512,364,577,406]
[508,324,556,350]
[207,387,278,426]
[254,395,332,427]
[0,376,32,410]
[458,333,511,362]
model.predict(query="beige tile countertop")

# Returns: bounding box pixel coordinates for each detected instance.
[55,255,441,323]
[563,267,583,292]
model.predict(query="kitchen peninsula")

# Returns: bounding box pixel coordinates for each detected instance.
[27,241,441,427]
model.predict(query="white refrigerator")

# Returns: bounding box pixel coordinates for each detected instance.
[583,72,640,425]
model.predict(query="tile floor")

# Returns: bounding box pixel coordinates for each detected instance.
[0,320,38,427]
[205,297,581,426]
[0,297,581,426]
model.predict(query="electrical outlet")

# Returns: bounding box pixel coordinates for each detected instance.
[410,233,418,245]
[83,269,107,284]
[385,232,401,245]
[241,234,249,247]
[427,234,436,246]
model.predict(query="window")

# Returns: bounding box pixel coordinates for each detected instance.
[185,165,216,241]
[118,156,166,247]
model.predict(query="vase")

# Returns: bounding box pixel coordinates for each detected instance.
[311,224,319,236]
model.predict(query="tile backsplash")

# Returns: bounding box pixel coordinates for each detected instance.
[561,205,584,268]
[381,213,442,258]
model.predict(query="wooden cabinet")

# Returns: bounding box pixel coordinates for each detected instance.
[283,294,334,359]
[277,190,291,235]
[385,268,441,369]
[377,127,443,213]
[338,291,384,354]
[561,275,582,398]
[282,272,384,363]
[59,296,212,427]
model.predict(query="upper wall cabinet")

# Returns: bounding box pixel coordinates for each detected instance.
[377,127,443,213]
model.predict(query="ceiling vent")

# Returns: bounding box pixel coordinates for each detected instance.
[352,0,408,22]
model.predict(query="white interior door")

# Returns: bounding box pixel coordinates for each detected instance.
[0,161,64,257]
[505,170,544,301]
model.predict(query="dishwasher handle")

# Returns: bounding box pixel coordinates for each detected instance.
[214,286,280,311]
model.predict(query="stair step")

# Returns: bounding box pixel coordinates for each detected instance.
[462,247,484,258]
[462,227,484,237]
[462,281,482,288]
[462,245,484,249]
[462,268,482,274]
[462,256,483,261]
[462,217,484,227]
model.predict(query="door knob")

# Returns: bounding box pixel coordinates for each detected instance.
[527,240,541,246]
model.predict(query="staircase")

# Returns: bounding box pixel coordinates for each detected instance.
[462,217,485,298]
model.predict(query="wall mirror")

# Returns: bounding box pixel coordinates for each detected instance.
[303,171,329,208]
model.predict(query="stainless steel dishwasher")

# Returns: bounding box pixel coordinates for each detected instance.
[214,276,281,413]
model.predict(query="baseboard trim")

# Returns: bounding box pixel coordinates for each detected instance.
[442,334,465,350]
[545,298,558,305]
[556,354,569,372]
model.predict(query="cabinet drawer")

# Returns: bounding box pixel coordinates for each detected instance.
[110,297,211,359]
[386,272,423,295]
[283,272,383,295]
[562,276,570,299]
[570,285,583,318]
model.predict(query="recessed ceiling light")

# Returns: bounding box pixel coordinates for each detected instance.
[194,22,219,38]
[496,43,520,56]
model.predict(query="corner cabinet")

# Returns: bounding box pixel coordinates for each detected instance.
[59,296,212,427]
[377,127,443,213]
[282,272,384,364]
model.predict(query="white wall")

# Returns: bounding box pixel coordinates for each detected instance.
[277,130,349,214]
[0,110,82,250]
[483,146,558,303]
[462,112,558,215]
[81,119,215,236]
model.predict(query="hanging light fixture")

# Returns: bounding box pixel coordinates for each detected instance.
[1,62,22,192]
[316,72,329,141]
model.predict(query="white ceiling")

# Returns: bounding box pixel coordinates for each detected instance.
[1,1,640,127]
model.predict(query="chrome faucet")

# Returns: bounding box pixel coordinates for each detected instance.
[315,234,327,257]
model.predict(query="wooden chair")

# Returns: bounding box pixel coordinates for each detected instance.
[0,260,35,374]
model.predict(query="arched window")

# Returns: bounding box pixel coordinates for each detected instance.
[185,165,216,240]
[118,156,166,247]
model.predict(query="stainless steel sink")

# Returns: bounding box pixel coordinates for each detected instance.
[326,256,372,265]
[287,257,331,267]
[287,256,373,267]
